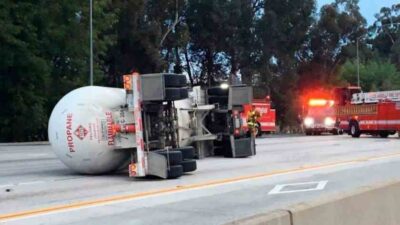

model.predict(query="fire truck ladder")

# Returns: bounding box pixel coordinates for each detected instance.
[351,90,400,104]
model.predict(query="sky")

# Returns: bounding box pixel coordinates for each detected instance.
[317,0,399,24]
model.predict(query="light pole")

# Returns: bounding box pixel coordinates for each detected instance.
[90,0,93,86]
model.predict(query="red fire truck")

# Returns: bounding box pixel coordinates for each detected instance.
[302,98,339,135]
[242,96,276,137]
[300,89,340,135]
[334,87,400,138]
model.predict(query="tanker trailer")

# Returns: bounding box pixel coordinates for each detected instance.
[48,73,255,179]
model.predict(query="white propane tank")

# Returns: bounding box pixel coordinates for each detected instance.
[48,86,130,174]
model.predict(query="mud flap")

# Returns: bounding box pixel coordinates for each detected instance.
[147,151,168,178]
[229,136,255,158]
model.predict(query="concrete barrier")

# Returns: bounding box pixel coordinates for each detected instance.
[224,210,291,225]
[290,181,400,225]
[227,181,400,225]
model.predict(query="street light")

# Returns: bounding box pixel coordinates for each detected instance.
[90,0,93,86]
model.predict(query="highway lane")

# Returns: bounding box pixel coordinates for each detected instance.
[1,135,400,224]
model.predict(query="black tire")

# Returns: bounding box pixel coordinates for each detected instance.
[208,96,228,106]
[154,150,182,165]
[305,130,312,136]
[180,88,189,99]
[165,88,183,101]
[332,129,339,135]
[180,160,197,173]
[175,146,195,160]
[164,74,187,87]
[167,165,183,179]
[379,131,389,138]
[350,121,361,138]
[207,87,229,96]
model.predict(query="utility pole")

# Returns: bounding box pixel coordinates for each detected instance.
[90,0,93,85]
[356,38,360,88]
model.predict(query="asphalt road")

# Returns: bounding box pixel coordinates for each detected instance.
[1,135,400,225]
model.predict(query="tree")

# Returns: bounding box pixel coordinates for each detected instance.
[256,0,316,127]
[0,0,116,141]
[340,60,400,91]
[298,0,367,91]
[369,4,400,69]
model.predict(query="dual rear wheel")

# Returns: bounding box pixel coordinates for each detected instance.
[155,146,197,179]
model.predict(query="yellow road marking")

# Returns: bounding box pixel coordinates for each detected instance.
[1,152,400,221]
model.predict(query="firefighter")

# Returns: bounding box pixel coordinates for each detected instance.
[247,105,261,136]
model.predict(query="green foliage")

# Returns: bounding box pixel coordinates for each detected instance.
[340,60,400,91]
[2,0,400,141]
[0,0,116,141]
[369,4,400,69]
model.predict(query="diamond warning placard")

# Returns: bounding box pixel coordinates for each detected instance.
[74,125,89,140]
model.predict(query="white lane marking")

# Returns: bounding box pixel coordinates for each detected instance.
[0,184,13,188]
[268,180,328,195]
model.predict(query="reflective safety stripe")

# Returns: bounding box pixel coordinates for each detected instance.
[341,120,400,125]
[260,122,275,127]
[359,120,400,125]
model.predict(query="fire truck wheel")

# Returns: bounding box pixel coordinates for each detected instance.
[379,131,389,138]
[305,130,312,136]
[167,165,183,179]
[350,122,361,138]
[175,146,195,160]
[207,87,229,96]
[155,150,183,165]
[181,160,197,173]
[164,74,187,87]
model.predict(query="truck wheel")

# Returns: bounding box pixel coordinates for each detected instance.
[167,165,183,179]
[180,88,189,99]
[164,74,187,87]
[181,160,197,173]
[165,88,188,101]
[350,122,361,138]
[332,129,339,135]
[165,88,182,101]
[175,146,195,160]
[154,150,182,165]
[379,131,389,138]
[207,87,229,96]
[208,96,228,106]
[305,130,312,136]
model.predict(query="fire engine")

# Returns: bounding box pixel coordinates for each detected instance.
[242,96,276,137]
[335,86,400,138]
[301,90,340,135]
[48,73,256,179]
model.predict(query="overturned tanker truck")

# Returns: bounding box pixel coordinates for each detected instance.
[48,73,256,179]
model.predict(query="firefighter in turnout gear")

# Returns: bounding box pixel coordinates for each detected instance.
[247,105,261,136]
